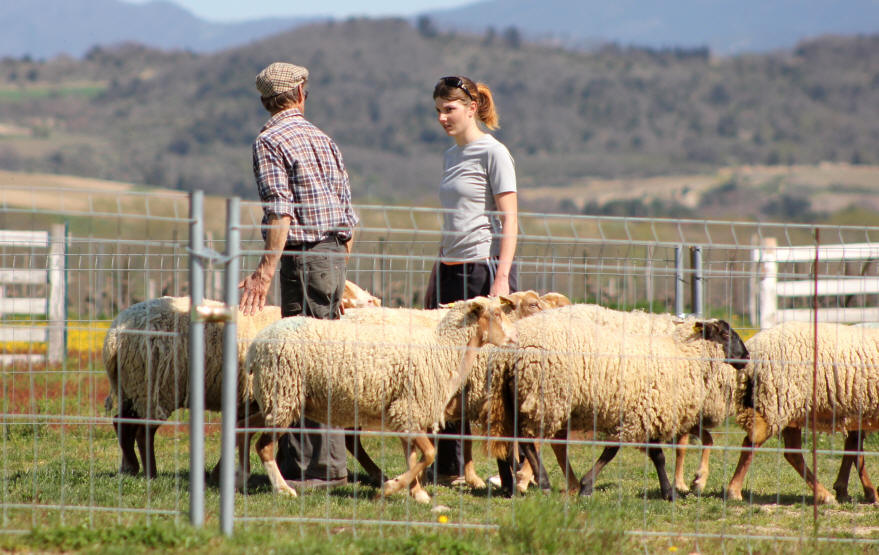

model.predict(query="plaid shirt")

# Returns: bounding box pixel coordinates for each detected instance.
[253,108,358,244]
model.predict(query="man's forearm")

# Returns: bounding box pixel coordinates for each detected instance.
[257,215,292,277]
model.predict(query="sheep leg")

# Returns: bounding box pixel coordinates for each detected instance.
[646,442,674,501]
[135,423,158,479]
[514,457,534,494]
[255,430,298,498]
[780,427,836,505]
[674,434,690,494]
[690,429,714,494]
[834,430,877,504]
[549,431,580,494]
[232,411,264,491]
[833,430,859,503]
[380,435,434,503]
[519,441,550,492]
[852,432,878,504]
[345,429,384,485]
[462,435,486,490]
[403,441,431,504]
[113,404,140,476]
[210,412,257,485]
[579,445,619,497]
[726,436,759,501]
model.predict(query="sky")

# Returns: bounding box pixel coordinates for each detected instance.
[126,0,476,21]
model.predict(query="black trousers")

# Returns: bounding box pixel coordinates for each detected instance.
[274,236,349,481]
[432,259,518,476]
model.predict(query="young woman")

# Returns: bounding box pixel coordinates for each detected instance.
[430,75,518,480]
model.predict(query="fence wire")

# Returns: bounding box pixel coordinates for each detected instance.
[1,186,879,548]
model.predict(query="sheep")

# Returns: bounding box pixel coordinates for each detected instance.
[239,295,518,503]
[485,305,748,500]
[341,280,381,310]
[102,281,376,479]
[339,291,570,491]
[549,304,743,495]
[726,321,879,504]
[103,296,280,478]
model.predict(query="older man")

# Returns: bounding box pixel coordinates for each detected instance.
[239,62,358,488]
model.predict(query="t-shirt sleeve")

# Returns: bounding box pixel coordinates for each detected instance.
[486,142,517,195]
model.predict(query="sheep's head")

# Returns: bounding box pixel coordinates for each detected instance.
[540,292,572,309]
[341,280,381,309]
[465,296,518,347]
[694,319,749,370]
[507,290,544,319]
[505,290,572,320]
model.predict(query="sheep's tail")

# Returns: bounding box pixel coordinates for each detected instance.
[102,324,121,416]
[486,359,516,460]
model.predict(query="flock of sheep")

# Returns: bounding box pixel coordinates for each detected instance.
[102,281,879,506]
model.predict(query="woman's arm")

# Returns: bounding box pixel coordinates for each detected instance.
[490,191,518,296]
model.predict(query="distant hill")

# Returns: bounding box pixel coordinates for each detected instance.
[0,0,311,59]
[4,0,879,61]
[424,0,879,54]
[0,19,877,218]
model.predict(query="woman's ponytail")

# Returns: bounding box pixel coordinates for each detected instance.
[475,82,499,130]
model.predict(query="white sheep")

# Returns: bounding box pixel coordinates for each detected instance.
[340,291,570,491]
[553,304,744,495]
[485,305,748,500]
[726,321,879,504]
[103,296,281,478]
[240,296,518,503]
[341,280,381,310]
[103,281,381,479]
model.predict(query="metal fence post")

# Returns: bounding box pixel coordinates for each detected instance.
[690,246,703,317]
[220,197,240,535]
[189,190,205,527]
[674,246,684,316]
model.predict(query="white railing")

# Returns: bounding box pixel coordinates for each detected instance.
[0,225,66,363]
[751,237,879,329]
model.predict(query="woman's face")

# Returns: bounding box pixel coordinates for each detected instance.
[435,97,475,139]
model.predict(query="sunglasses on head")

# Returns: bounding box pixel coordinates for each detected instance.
[440,76,474,101]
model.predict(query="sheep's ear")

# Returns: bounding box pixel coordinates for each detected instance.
[695,320,731,342]
[438,302,454,309]
[465,298,489,320]
[499,295,516,313]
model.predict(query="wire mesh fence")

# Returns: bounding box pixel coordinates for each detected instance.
[1,185,879,548]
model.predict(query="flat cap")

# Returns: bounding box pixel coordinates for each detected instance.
[255,62,309,97]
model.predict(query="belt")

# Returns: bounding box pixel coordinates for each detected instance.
[285,234,346,251]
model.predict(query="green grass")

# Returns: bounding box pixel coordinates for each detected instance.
[1,365,879,553]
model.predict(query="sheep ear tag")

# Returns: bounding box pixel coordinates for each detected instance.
[499,295,516,313]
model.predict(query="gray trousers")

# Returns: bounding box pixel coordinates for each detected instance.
[274,236,349,481]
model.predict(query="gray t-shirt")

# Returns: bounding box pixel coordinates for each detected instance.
[439,134,517,261]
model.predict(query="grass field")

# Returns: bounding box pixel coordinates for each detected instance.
[1,354,878,554]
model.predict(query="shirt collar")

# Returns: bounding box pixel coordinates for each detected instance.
[262,107,304,131]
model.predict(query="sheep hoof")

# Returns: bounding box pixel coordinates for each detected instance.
[277,484,298,498]
[382,478,402,497]
[834,485,852,504]
[412,488,431,504]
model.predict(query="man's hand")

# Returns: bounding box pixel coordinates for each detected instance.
[238,268,273,316]
[239,214,290,316]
